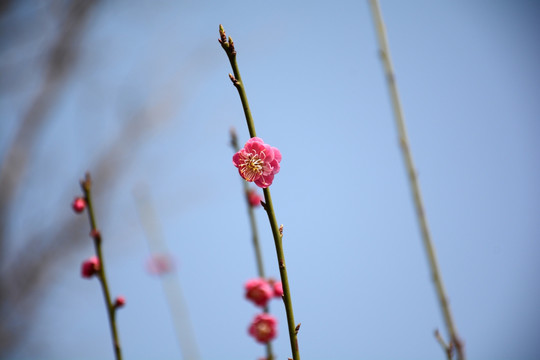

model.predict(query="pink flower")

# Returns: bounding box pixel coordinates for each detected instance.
[72,197,86,213]
[232,137,282,188]
[248,313,278,344]
[81,256,100,278]
[245,278,273,307]
[247,189,263,207]
[114,296,126,308]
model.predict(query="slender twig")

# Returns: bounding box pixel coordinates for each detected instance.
[220,25,300,360]
[230,128,267,279]
[80,173,122,360]
[367,2,465,359]
[434,329,453,360]
[230,128,274,360]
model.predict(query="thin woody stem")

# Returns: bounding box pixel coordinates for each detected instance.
[230,129,274,360]
[230,129,266,278]
[219,26,256,138]
[220,25,300,360]
[81,173,122,360]
[262,188,299,359]
[435,329,453,360]
[368,2,465,359]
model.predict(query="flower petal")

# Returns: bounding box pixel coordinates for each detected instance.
[232,152,243,167]
[255,173,274,188]
[262,144,274,162]
[272,147,282,163]
[271,160,280,174]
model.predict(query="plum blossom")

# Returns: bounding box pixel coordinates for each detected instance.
[233,137,281,188]
[248,313,278,343]
[81,256,100,278]
[245,278,273,307]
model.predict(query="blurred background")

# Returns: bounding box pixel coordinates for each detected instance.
[1,1,539,359]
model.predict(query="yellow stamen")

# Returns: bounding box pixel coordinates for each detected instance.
[240,152,264,181]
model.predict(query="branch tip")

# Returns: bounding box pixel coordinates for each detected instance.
[219,24,227,43]
[434,328,453,359]
[81,172,92,192]
[228,36,235,53]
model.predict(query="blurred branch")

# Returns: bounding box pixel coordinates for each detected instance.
[0,1,100,355]
[435,329,453,360]
[134,187,202,360]
[0,85,177,356]
[368,1,465,359]
[0,0,99,259]
[230,128,274,360]
[0,0,13,15]
[0,3,206,355]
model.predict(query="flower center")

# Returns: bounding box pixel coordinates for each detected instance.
[241,151,264,181]
[256,322,271,337]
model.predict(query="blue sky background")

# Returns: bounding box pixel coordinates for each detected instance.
[1,1,539,359]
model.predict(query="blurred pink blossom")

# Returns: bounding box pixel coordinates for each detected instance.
[245,278,273,307]
[247,189,263,207]
[81,256,100,278]
[146,254,175,275]
[248,313,278,344]
[272,281,283,298]
[233,137,281,188]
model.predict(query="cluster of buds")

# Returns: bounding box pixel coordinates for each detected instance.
[245,278,283,343]
[73,190,126,310]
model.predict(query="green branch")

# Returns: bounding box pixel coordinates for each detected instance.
[367,2,465,359]
[230,128,274,360]
[220,25,301,360]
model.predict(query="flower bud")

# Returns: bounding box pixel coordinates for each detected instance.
[72,197,86,213]
[81,256,100,278]
[114,296,126,308]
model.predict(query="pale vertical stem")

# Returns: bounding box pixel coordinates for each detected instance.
[367,2,465,359]
[230,129,267,279]
[133,187,201,360]
[220,25,300,360]
[231,130,274,360]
